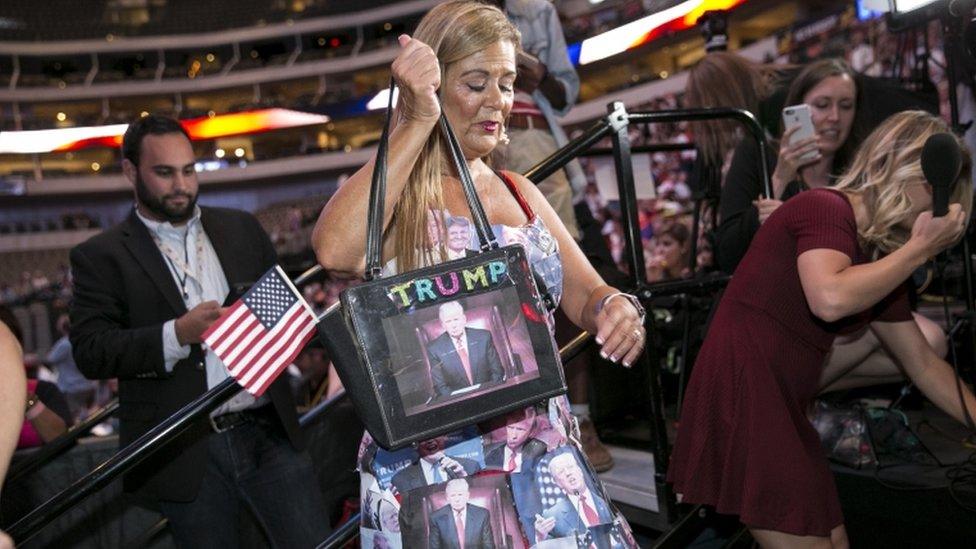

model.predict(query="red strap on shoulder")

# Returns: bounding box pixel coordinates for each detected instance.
[496,170,535,221]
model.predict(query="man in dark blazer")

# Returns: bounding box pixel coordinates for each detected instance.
[427,301,503,398]
[484,406,547,473]
[69,114,328,548]
[428,479,494,549]
[534,450,612,548]
[391,436,480,494]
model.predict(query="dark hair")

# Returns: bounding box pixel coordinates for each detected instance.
[121,114,191,167]
[0,304,24,345]
[783,58,862,172]
[658,222,690,246]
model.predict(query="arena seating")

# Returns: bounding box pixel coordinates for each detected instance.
[0,0,407,40]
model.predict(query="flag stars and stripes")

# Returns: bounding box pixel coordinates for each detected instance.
[202,265,316,397]
[242,270,299,329]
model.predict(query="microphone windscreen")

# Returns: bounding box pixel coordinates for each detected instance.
[920,132,961,217]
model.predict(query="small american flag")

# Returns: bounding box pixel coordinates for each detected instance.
[202,265,316,396]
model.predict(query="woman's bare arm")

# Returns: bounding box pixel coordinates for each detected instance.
[509,174,645,366]
[0,322,25,488]
[871,319,976,426]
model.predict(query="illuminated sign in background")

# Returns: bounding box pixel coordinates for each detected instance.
[575,0,747,65]
[0,109,330,154]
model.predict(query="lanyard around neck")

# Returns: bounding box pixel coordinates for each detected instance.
[162,233,191,301]
[154,226,201,302]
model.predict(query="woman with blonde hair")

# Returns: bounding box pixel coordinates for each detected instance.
[313,1,641,544]
[669,110,976,548]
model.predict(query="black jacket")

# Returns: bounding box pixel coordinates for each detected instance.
[70,207,302,501]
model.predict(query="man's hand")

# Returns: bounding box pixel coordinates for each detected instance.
[534,513,556,539]
[441,456,467,478]
[515,51,547,93]
[174,301,225,346]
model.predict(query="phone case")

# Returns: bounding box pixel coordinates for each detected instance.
[782,104,818,162]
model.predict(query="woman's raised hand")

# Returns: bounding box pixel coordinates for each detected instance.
[909,203,968,258]
[771,125,821,196]
[392,34,441,125]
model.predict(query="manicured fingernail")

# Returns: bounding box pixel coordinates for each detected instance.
[609,355,618,363]
[596,337,604,345]
[623,361,632,368]
[599,350,607,359]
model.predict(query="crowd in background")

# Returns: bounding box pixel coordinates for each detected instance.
[0,212,101,234]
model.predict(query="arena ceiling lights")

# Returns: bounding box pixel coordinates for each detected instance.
[576,0,747,65]
[364,0,747,109]
[0,108,330,154]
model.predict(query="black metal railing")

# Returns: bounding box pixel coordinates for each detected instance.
[316,511,361,549]
[577,142,697,157]
[299,389,348,429]
[7,398,119,483]
[8,334,594,545]
[522,104,767,528]
[7,379,242,544]
[118,389,352,547]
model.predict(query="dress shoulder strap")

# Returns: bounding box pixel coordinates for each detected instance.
[495,170,535,221]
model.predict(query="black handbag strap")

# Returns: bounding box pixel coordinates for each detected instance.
[364,79,395,281]
[437,102,497,252]
[364,79,499,281]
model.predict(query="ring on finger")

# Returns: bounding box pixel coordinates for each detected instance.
[630,329,642,341]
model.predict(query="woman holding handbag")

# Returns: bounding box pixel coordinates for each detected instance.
[313,1,643,545]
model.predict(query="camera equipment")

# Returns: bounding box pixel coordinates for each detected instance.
[697,10,729,52]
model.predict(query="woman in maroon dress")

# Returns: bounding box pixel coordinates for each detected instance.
[669,110,976,548]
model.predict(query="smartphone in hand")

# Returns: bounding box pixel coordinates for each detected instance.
[782,104,818,162]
